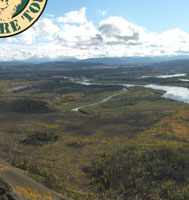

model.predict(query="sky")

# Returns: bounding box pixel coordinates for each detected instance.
[1,0,189,61]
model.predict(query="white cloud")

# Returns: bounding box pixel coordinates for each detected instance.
[98,10,107,16]
[17,18,59,44]
[5,37,18,43]
[99,17,143,44]
[19,29,37,45]
[45,14,55,17]
[2,7,189,61]
[56,21,98,47]
[57,7,87,24]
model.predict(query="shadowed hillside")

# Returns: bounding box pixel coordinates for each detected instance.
[0,99,53,113]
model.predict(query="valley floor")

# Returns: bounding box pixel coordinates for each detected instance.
[0,63,188,199]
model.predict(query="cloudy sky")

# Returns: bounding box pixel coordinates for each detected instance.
[1,0,189,61]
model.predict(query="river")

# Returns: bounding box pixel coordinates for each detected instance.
[65,74,189,111]
[71,88,127,112]
[140,73,186,79]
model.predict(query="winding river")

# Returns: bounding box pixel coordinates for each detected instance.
[71,88,127,112]
[68,74,189,112]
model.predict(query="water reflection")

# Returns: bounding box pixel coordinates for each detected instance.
[140,73,186,79]
[66,74,189,110]
[144,84,189,103]
[155,74,186,78]
[179,79,189,82]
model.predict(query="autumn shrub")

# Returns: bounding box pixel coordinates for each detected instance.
[88,147,189,199]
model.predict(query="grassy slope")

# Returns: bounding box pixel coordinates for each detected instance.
[0,159,70,200]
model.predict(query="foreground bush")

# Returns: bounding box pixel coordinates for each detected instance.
[88,147,189,200]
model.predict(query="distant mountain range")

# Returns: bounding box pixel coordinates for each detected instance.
[145,59,189,70]
[81,56,189,66]
[1,55,189,66]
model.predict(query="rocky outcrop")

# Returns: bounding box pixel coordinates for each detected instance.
[0,179,20,200]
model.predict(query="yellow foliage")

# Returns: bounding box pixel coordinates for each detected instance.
[36,123,59,129]
[15,186,53,200]
[143,109,189,143]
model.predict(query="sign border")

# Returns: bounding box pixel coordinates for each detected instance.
[0,0,48,38]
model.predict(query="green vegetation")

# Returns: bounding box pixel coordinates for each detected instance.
[21,131,59,145]
[11,160,65,192]
[66,139,86,148]
[10,160,88,199]
[0,62,189,199]
[88,147,189,200]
